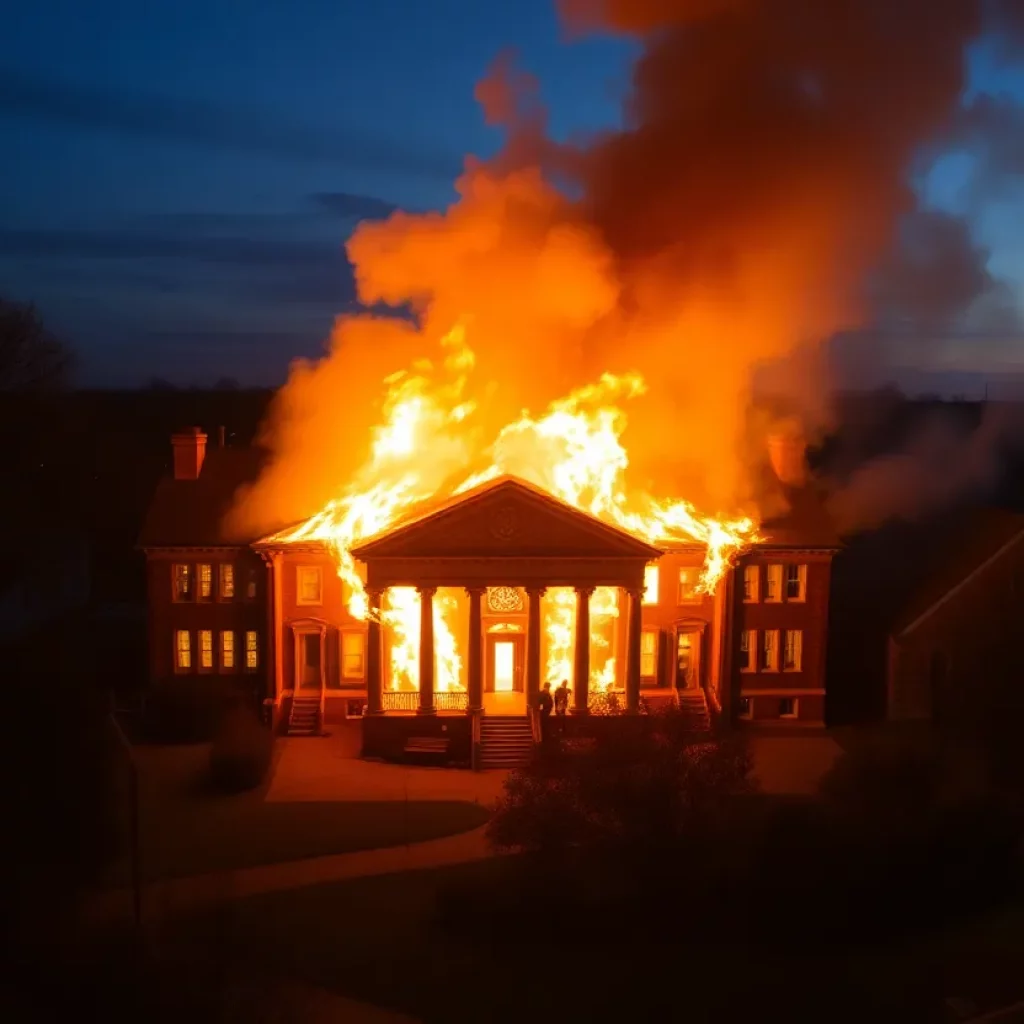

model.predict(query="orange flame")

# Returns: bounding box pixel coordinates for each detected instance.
[271,323,760,692]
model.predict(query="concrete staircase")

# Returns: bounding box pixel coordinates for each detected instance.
[642,692,677,713]
[676,689,711,732]
[287,695,321,736]
[480,715,535,769]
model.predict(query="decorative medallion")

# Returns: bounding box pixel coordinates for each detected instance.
[487,586,524,613]
[489,503,519,542]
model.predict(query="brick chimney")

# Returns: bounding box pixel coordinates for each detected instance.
[171,427,207,481]
[767,425,807,487]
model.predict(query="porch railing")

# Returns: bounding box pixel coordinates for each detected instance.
[381,690,469,712]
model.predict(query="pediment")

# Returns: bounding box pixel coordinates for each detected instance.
[350,476,661,562]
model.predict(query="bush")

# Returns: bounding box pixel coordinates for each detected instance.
[208,707,274,793]
[143,677,227,743]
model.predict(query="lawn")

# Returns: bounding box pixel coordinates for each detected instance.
[121,857,1024,1023]
[103,742,490,885]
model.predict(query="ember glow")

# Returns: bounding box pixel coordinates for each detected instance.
[271,324,759,692]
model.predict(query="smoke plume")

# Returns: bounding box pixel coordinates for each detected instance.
[231,0,1024,539]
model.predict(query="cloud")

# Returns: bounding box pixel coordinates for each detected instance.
[309,193,403,220]
[0,66,459,181]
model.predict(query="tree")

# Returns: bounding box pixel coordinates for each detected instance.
[0,297,73,391]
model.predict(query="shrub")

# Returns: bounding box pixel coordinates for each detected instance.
[208,707,274,793]
[144,677,227,743]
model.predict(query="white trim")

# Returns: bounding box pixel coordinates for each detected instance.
[898,528,1024,638]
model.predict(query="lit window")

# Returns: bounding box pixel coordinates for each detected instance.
[199,629,213,670]
[173,564,192,601]
[779,697,798,718]
[341,631,366,680]
[643,564,659,605]
[245,631,259,671]
[762,630,779,671]
[784,629,803,671]
[297,566,322,605]
[219,563,235,599]
[640,628,658,679]
[742,565,759,603]
[765,565,783,602]
[677,567,701,604]
[738,630,756,672]
[175,630,191,670]
[197,564,212,600]
[785,564,807,602]
[221,630,235,670]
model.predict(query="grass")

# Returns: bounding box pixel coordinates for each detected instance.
[111,857,1024,1023]
[103,741,490,885]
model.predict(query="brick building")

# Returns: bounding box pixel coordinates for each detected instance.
[140,428,839,763]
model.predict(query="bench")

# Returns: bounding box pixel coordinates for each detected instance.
[404,736,450,755]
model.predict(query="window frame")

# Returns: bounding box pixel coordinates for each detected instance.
[197,563,213,602]
[339,629,367,683]
[677,566,702,605]
[783,629,803,672]
[784,564,807,603]
[219,563,235,601]
[738,629,757,673]
[198,629,214,672]
[220,630,236,672]
[245,630,259,672]
[762,629,780,672]
[174,629,192,672]
[172,564,193,602]
[642,564,659,606]
[736,696,753,720]
[640,627,659,680]
[296,565,323,606]
[779,697,798,719]
[742,565,759,603]
[765,564,783,603]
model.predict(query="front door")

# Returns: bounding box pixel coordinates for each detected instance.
[484,633,526,714]
[298,632,323,690]
[674,629,702,690]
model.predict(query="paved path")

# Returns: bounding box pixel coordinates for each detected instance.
[82,823,493,930]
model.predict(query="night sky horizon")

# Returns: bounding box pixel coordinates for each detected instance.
[2,0,1023,392]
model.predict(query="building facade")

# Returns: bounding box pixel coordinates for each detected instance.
[140,428,839,758]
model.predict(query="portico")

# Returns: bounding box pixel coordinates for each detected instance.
[350,476,661,726]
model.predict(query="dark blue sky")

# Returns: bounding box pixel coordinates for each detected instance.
[1,1,1021,388]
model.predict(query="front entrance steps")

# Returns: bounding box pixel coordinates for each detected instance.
[287,695,321,736]
[479,715,535,769]
[641,689,711,731]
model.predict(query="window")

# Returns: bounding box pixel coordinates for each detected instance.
[297,565,322,605]
[738,629,756,672]
[742,565,759,603]
[737,697,752,720]
[341,631,366,681]
[197,563,212,600]
[762,629,779,671]
[198,629,213,671]
[643,564,659,605]
[173,564,192,601]
[220,630,235,671]
[779,697,798,718]
[175,630,191,670]
[785,564,807,602]
[245,631,259,671]
[783,629,803,671]
[765,565,783,603]
[245,567,259,601]
[677,567,701,604]
[219,563,235,600]
[640,628,659,679]
[487,586,524,613]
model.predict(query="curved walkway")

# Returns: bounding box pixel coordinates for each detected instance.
[82,823,494,929]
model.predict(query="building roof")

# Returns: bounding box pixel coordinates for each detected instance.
[893,507,1024,638]
[137,446,267,548]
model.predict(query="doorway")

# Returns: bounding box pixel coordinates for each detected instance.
[674,628,702,691]
[296,631,323,691]
[484,632,525,714]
